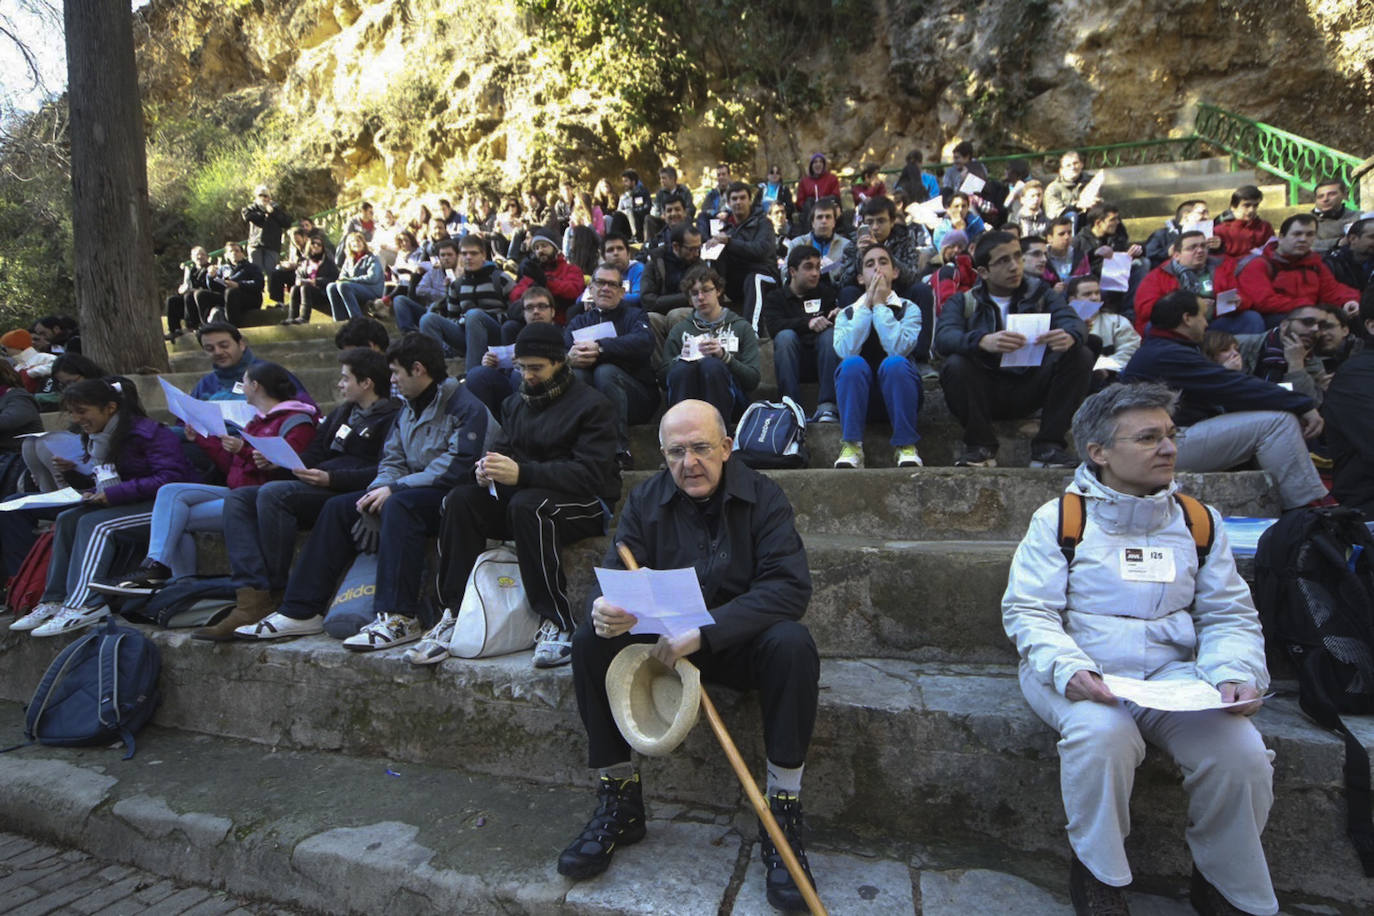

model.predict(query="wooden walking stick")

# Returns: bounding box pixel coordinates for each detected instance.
[616,544,827,916]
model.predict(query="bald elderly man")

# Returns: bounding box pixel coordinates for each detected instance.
[558,399,819,913]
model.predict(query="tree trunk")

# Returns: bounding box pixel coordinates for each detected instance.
[63,0,166,373]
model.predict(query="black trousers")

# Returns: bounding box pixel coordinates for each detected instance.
[165,292,197,332]
[268,266,297,302]
[939,344,1094,450]
[571,618,819,769]
[192,287,262,326]
[289,284,328,321]
[438,485,607,631]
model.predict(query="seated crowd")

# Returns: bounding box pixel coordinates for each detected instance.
[3,146,1372,916]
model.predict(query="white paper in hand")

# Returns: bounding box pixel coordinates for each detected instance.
[1100,253,1133,292]
[594,566,714,639]
[572,322,617,344]
[1100,674,1265,712]
[242,433,306,471]
[1001,313,1051,368]
[0,487,84,511]
[487,344,516,369]
[159,378,226,438]
[1193,219,1214,239]
[958,172,986,195]
[218,400,259,429]
[1214,289,1241,315]
[680,335,706,361]
[701,240,726,261]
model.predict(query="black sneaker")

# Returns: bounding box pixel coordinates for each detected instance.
[1069,855,1130,916]
[955,445,998,468]
[1188,865,1247,916]
[1029,444,1077,468]
[557,773,647,880]
[90,559,172,596]
[757,791,816,913]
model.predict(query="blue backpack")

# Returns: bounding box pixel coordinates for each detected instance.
[18,617,161,759]
[733,396,808,469]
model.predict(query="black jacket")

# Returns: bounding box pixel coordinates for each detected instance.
[1323,246,1373,294]
[1323,347,1374,515]
[761,283,838,341]
[641,249,694,314]
[934,277,1086,371]
[719,207,778,302]
[563,305,657,389]
[242,203,292,252]
[494,375,621,503]
[588,458,812,653]
[1121,330,1314,427]
[299,397,402,492]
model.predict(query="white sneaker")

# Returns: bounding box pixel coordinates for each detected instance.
[405,610,457,666]
[32,604,109,638]
[532,618,573,668]
[9,601,63,632]
[894,445,923,468]
[342,613,422,652]
[235,612,324,640]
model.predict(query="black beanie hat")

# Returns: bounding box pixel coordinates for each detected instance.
[514,322,567,362]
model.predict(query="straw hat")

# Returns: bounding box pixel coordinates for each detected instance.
[606,644,701,757]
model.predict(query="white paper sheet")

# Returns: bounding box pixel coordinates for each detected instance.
[709,219,725,237]
[572,322,618,344]
[1100,674,1263,712]
[1000,313,1051,368]
[1100,253,1134,293]
[36,431,91,470]
[1214,289,1241,315]
[218,400,259,429]
[679,335,707,362]
[701,240,726,261]
[1070,299,1103,322]
[241,433,306,471]
[1193,219,1214,239]
[594,566,715,639]
[1077,171,1105,208]
[487,344,515,369]
[0,487,84,511]
[158,378,226,438]
[958,173,986,195]
[1093,355,1123,372]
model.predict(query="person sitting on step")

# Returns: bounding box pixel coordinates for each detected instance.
[430,321,620,669]
[560,399,820,913]
[831,244,924,469]
[1003,382,1278,916]
[237,333,490,650]
[95,361,319,598]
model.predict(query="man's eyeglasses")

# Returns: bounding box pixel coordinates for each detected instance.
[1290,316,1339,331]
[1112,430,1183,449]
[591,279,621,290]
[662,440,723,462]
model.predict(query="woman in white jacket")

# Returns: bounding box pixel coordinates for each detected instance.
[1002,382,1277,916]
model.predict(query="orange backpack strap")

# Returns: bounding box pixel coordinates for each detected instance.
[1174,493,1215,566]
[1057,492,1087,564]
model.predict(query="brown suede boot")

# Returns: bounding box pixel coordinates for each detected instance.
[192,588,275,642]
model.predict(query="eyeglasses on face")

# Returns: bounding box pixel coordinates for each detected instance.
[661,440,723,462]
[1112,429,1183,449]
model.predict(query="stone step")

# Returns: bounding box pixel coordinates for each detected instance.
[0,703,1241,916]
[0,639,1364,911]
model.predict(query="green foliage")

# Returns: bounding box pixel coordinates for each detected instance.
[0,101,75,331]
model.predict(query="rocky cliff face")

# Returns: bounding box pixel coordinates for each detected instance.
[134,0,1373,205]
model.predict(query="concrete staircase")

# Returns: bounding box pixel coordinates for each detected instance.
[4,159,1370,914]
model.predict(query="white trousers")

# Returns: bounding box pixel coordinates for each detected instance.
[1020,663,1279,915]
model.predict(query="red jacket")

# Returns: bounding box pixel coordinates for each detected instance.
[1235,242,1360,316]
[1214,218,1273,258]
[195,400,318,489]
[1133,256,1239,334]
[796,172,841,210]
[933,254,978,314]
[509,253,586,324]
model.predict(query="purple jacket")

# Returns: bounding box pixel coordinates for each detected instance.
[102,416,199,506]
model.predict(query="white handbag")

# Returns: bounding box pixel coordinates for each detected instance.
[449,545,540,658]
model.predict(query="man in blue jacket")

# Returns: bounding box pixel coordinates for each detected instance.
[934,231,1094,468]
[1121,290,1329,510]
[565,261,658,471]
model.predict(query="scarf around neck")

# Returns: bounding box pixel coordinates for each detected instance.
[520,362,573,409]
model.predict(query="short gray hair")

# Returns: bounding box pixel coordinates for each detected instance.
[1070,382,1179,458]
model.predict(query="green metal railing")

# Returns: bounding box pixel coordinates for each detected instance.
[1192,103,1362,208]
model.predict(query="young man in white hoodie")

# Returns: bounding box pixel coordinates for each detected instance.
[1002,382,1276,916]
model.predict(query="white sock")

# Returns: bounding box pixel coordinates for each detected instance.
[766,761,803,797]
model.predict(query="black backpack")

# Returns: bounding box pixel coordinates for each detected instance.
[733,397,808,469]
[4,616,161,760]
[1254,507,1374,875]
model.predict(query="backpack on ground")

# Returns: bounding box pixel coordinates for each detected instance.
[1254,507,1374,876]
[733,396,808,470]
[11,616,161,760]
[5,530,54,616]
[112,576,238,628]
[449,544,539,659]
[1056,490,1214,564]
